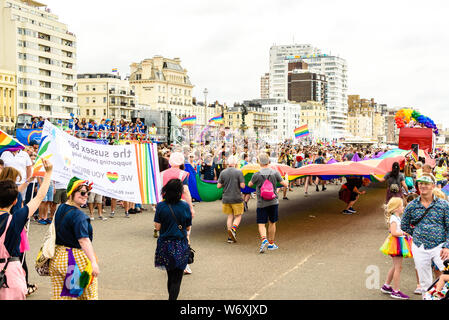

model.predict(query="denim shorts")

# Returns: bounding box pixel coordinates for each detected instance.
[256,204,279,224]
[43,183,54,202]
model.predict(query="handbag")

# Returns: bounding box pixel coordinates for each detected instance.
[167,204,195,264]
[35,207,75,276]
[0,215,22,289]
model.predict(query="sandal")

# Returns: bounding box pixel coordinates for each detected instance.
[27,284,38,296]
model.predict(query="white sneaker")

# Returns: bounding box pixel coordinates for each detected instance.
[184,265,192,274]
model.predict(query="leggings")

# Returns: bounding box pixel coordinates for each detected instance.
[166,268,184,300]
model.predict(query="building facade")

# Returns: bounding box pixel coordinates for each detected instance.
[0,0,78,119]
[245,98,300,141]
[225,102,272,136]
[268,44,348,137]
[260,73,270,99]
[129,56,194,118]
[0,69,17,132]
[77,73,137,122]
[347,95,386,142]
[287,61,327,104]
[298,101,329,138]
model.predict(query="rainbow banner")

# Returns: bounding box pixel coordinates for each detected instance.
[294,125,310,139]
[112,68,118,73]
[208,115,224,125]
[134,143,162,204]
[0,129,25,154]
[35,121,162,204]
[181,116,197,126]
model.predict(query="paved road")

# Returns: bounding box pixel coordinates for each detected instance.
[26,182,423,300]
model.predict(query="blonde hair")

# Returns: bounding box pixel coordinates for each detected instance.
[384,197,404,226]
[433,188,447,200]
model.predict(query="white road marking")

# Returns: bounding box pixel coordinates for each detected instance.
[249,254,314,300]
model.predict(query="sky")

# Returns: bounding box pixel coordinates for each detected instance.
[44,0,449,128]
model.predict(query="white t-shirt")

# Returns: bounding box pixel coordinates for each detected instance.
[0,150,32,184]
[389,214,403,234]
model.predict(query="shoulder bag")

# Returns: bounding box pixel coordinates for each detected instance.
[411,205,432,230]
[35,206,76,276]
[167,204,195,264]
[0,215,23,289]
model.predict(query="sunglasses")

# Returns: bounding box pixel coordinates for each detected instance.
[79,191,90,196]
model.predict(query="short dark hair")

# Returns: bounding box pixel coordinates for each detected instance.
[0,180,18,208]
[161,179,183,204]
[0,159,4,166]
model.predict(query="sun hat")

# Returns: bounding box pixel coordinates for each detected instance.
[169,152,185,167]
[67,177,93,197]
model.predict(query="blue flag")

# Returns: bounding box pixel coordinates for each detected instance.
[15,128,42,146]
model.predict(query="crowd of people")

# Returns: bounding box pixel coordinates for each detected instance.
[1,129,449,300]
[28,116,158,141]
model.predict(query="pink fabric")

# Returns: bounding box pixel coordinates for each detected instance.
[161,167,189,200]
[19,229,29,253]
[0,215,27,300]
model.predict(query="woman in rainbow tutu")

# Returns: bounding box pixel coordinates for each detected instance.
[379,197,413,299]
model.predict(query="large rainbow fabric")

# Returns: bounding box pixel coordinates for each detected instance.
[208,115,224,125]
[134,143,162,204]
[294,125,310,138]
[181,116,196,126]
[379,234,413,258]
[0,129,24,154]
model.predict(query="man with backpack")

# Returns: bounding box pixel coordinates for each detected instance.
[249,153,289,253]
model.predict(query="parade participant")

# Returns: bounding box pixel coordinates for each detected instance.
[0,148,33,199]
[160,152,194,274]
[248,153,288,253]
[401,173,449,295]
[154,179,192,300]
[201,155,217,181]
[149,123,157,135]
[434,158,447,189]
[376,162,408,203]
[339,177,371,215]
[37,179,55,225]
[88,192,107,221]
[0,159,52,300]
[50,177,99,300]
[217,155,246,243]
[314,151,327,192]
[380,197,411,299]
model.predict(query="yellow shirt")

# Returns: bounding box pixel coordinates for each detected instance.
[416,168,423,179]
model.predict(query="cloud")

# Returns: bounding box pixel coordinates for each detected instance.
[44,0,449,126]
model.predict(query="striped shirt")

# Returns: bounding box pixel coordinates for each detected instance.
[401,196,449,250]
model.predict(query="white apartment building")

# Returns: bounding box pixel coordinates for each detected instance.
[269,44,348,138]
[0,0,78,119]
[246,98,300,142]
[260,73,270,99]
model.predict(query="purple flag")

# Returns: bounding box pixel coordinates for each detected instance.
[327,158,337,164]
[60,248,84,298]
[351,153,362,162]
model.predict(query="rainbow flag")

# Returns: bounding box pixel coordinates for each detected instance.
[181,116,196,126]
[410,151,418,162]
[134,143,162,204]
[294,125,310,139]
[0,129,25,154]
[112,68,118,73]
[208,115,224,125]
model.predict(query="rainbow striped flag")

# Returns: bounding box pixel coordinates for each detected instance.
[0,129,25,154]
[181,116,196,126]
[410,151,418,162]
[208,115,224,125]
[294,125,310,139]
[112,68,118,73]
[134,143,162,204]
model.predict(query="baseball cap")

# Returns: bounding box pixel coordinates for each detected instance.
[416,175,435,184]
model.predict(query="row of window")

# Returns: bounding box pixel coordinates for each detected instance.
[18,40,75,58]
[17,28,75,48]
[18,52,73,69]
[18,65,75,82]
[7,1,59,23]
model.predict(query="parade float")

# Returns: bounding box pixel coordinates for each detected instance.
[394,108,437,153]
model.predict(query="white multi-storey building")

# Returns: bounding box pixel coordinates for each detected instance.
[268,44,348,137]
[0,0,78,119]
[245,98,300,142]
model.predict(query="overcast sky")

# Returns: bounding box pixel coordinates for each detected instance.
[45,0,449,127]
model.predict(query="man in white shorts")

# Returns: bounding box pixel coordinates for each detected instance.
[88,192,107,220]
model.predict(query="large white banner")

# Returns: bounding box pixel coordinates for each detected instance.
[34,121,161,204]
